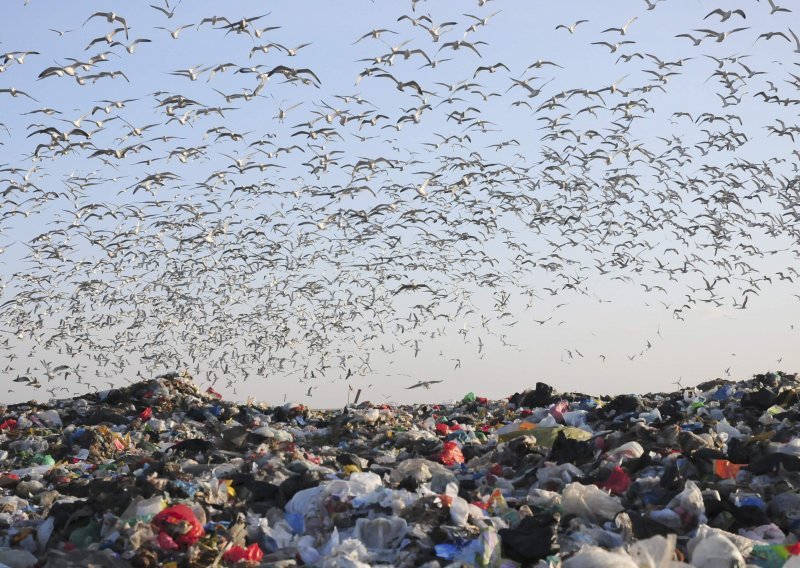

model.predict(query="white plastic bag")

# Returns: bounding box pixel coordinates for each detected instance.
[562,482,623,523]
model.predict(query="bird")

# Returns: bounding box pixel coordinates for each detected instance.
[155,24,193,39]
[693,27,749,42]
[150,0,181,18]
[766,0,791,15]
[675,33,704,46]
[0,87,38,101]
[591,40,636,52]
[789,28,800,53]
[755,30,789,43]
[602,16,638,36]
[703,9,746,22]
[353,28,397,44]
[375,72,424,95]
[110,38,152,54]
[406,380,443,390]
[281,43,312,56]
[473,62,509,78]
[83,12,129,38]
[555,20,588,34]
[438,38,486,57]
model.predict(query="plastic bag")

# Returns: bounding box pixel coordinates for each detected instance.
[690,533,745,568]
[668,480,706,525]
[599,466,631,495]
[561,482,623,523]
[151,504,205,548]
[628,534,677,567]
[353,516,407,549]
[713,459,744,480]
[450,496,470,526]
[562,545,639,567]
[223,543,264,564]
[439,441,464,465]
[605,441,644,462]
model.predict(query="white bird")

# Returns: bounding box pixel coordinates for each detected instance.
[602,16,638,36]
[406,380,443,390]
[555,20,588,34]
[83,12,129,38]
[155,24,193,39]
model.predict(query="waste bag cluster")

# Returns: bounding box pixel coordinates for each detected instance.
[2,371,800,566]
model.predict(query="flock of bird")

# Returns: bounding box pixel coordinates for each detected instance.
[1,0,799,399]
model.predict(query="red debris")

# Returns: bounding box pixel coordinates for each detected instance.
[223,543,264,564]
[600,466,632,495]
[151,504,205,548]
[439,441,465,465]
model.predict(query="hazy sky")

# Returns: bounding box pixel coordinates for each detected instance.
[1,0,798,406]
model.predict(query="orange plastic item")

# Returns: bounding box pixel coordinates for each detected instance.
[439,441,465,465]
[713,459,745,479]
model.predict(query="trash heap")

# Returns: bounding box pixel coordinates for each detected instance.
[2,371,800,567]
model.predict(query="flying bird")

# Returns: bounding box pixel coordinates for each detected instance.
[406,380,443,390]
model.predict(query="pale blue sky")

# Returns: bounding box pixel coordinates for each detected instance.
[1,0,798,405]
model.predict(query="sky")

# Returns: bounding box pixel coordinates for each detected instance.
[0,0,799,406]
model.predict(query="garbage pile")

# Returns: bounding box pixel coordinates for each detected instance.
[2,371,800,567]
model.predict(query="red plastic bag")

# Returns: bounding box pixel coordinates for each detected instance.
[206,387,223,399]
[152,504,205,548]
[0,419,16,430]
[138,407,153,421]
[435,423,450,436]
[600,466,631,495]
[223,543,264,564]
[439,441,464,465]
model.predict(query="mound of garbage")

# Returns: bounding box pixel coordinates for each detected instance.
[2,371,800,567]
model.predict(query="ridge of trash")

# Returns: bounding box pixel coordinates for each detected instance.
[2,370,800,567]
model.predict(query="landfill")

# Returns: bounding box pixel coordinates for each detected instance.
[2,372,800,567]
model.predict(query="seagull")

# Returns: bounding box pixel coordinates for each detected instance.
[0,87,38,101]
[464,10,502,33]
[591,40,636,53]
[421,20,458,42]
[473,62,509,78]
[406,379,443,390]
[767,0,792,15]
[555,20,588,34]
[693,27,749,42]
[353,28,397,44]
[789,28,800,53]
[755,30,789,43]
[675,33,703,46]
[602,16,638,36]
[110,38,152,54]
[83,12,129,38]
[282,43,312,56]
[155,24,193,39]
[704,9,746,22]
[150,0,181,19]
